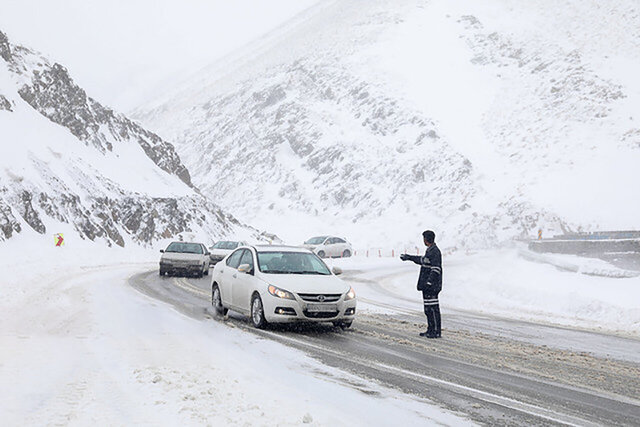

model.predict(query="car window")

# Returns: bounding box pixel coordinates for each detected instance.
[239,250,254,270]
[257,251,331,275]
[327,238,336,244]
[166,242,203,254]
[213,241,240,250]
[304,236,328,245]
[334,238,346,244]
[226,250,244,268]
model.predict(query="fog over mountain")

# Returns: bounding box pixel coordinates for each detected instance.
[135,0,640,249]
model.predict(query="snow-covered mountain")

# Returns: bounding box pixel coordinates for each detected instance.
[0,30,268,247]
[135,0,640,249]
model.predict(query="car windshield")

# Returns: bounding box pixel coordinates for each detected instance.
[165,242,203,254]
[212,241,239,250]
[304,236,328,245]
[257,251,331,275]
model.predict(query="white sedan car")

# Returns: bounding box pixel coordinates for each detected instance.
[208,240,247,265]
[159,241,210,277]
[210,245,356,329]
[303,236,353,258]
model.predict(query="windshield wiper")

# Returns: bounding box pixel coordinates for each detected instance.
[294,271,329,275]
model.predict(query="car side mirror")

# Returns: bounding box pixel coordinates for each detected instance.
[238,264,253,274]
[332,267,342,275]
[205,251,210,256]
[160,249,164,253]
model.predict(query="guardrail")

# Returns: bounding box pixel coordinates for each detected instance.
[528,232,640,255]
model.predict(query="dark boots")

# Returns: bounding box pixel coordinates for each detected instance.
[422,294,441,338]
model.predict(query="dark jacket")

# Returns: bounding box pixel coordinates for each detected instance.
[406,244,442,293]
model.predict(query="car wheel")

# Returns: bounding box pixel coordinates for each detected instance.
[211,285,228,316]
[317,250,325,258]
[342,249,351,258]
[203,264,209,276]
[159,269,165,276]
[251,294,268,329]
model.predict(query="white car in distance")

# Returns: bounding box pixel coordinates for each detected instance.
[159,242,210,277]
[208,240,247,265]
[210,246,356,329]
[303,236,353,258]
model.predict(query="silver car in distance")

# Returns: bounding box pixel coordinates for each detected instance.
[208,240,247,265]
[159,242,210,277]
[210,245,357,329]
[303,236,353,258]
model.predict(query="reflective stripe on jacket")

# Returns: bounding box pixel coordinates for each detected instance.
[407,244,442,292]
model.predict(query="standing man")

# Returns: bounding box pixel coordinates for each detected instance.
[400,230,442,338]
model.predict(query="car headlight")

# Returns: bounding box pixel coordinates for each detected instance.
[268,285,295,300]
[345,287,356,300]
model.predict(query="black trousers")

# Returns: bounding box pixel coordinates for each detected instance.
[422,291,441,336]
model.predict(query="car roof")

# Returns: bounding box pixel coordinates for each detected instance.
[252,245,313,253]
[168,241,204,245]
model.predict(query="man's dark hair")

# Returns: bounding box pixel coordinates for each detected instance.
[422,230,435,244]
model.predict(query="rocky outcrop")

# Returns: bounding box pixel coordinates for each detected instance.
[0,29,267,247]
[0,31,11,62]
[139,58,490,241]
[0,197,21,240]
[1,30,191,187]
[16,63,192,186]
[0,94,11,111]
[0,160,267,246]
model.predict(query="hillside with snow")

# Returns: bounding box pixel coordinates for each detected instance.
[135,0,640,249]
[0,30,268,247]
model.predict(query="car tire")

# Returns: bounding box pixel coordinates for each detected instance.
[203,264,209,276]
[159,269,165,276]
[211,285,228,316]
[342,250,351,258]
[317,250,325,258]
[251,294,268,329]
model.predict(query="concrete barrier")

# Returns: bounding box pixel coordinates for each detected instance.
[528,239,640,255]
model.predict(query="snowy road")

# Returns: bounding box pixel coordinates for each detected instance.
[130,267,640,426]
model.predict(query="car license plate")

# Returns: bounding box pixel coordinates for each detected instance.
[306,303,337,313]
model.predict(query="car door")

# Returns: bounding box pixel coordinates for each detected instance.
[200,244,208,269]
[232,249,256,312]
[325,237,338,257]
[220,249,243,307]
[334,238,347,256]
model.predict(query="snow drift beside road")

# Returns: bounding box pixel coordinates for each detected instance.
[330,249,640,337]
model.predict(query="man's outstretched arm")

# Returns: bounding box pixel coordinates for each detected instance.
[400,254,428,266]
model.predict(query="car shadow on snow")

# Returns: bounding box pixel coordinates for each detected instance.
[206,308,351,335]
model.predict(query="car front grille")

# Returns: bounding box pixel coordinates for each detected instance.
[303,310,339,319]
[297,293,342,303]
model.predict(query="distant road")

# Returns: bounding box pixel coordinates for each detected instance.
[130,268,640,426]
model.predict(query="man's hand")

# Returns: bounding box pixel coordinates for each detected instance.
[400,254,410,261]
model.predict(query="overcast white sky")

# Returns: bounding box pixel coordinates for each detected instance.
[0,0,317,112]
